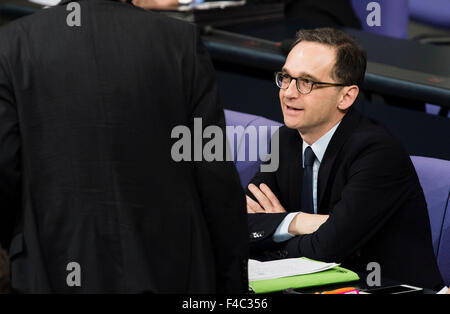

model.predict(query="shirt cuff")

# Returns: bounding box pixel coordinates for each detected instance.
[273,212,298,243]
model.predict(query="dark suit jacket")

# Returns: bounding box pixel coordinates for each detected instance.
[248,108,444,290]
[0,0,248,293]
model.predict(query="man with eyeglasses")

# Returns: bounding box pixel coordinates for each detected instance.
[246,28,444,291]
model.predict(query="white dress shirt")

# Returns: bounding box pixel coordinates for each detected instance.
[273,121,341,243]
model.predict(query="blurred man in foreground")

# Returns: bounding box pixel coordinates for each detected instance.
[0,0,248,293]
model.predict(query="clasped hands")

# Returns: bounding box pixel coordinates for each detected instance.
[246,183,329,235]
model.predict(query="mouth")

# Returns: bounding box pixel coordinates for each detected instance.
[284,104,304,112]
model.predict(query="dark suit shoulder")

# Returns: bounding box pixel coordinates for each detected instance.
[345,113,408,156]
[276,125,302,146]
[338,113,414,179]
[0,14,29,52]
[0,2,196,42]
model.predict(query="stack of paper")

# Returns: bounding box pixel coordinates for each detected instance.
[249,258,340,281]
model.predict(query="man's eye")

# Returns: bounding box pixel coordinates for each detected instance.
[302,79,311,84]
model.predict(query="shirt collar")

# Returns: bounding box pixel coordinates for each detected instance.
[302,120,341,167]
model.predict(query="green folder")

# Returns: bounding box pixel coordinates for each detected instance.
[249,260,360,294]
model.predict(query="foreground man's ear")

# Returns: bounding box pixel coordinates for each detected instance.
[131,0,180,10]
[0,246,11,294]
[338,85,359,111]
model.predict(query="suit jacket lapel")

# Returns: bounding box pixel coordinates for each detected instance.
[317,108,362,212]
[287,129,304,212]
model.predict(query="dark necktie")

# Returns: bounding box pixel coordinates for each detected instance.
[301,146,316,214]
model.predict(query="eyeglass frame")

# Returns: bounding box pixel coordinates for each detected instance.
[274,71,351,95]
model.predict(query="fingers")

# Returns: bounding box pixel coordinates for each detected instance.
[247,183,286,213]
[259,184,286,213]
[248,183,273,211]
[246,196,264,214]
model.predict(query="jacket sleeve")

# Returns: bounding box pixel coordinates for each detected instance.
[282,141,416,263]
[246,156,289,253]
[188,27,249,293]
[0,54,21,250]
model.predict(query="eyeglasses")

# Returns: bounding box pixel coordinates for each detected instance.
[274,72,349,95]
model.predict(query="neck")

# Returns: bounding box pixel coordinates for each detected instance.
[298,116,343,145]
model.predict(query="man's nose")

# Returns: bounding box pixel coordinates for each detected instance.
[284,79,299,98]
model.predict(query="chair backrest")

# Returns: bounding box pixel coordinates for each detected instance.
[409,0,450,29]
[351,0,409,38]
[411,156,450,285]
[224,109,281,187]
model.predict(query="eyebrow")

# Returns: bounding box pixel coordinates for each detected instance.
[281,68,320,82]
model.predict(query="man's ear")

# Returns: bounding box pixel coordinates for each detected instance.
[338,85,359,111]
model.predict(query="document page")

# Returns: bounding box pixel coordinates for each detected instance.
[249,258,339,281]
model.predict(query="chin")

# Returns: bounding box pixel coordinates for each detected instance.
[283,118,300,131]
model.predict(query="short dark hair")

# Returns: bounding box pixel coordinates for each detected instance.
[292,28,367,87]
